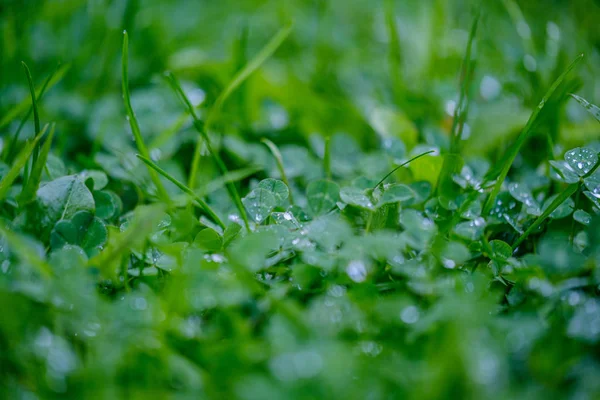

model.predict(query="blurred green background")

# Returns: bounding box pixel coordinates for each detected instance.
[1,0,599,167]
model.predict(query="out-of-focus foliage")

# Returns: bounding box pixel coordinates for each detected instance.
[1,0,600,398]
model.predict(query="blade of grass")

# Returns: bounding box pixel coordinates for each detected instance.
[511,183,578,250]
[18,123,55,205]
[0,124,48,202]
[261,138,294,205]
[0,63,70,131]
[122,31,170,204]
[482,54,584,214]
[21,62,41,175]
[384,0,402,102]
[449,10,480,153]
[88,204,165,279]
[373,150,435,190]
[324,136,331,179]
[4,63,66,163]
[570,94,600,123]
[164,72,250,231]
[137,155,225,229]
[182,24,292,191]
[205,24,293,128]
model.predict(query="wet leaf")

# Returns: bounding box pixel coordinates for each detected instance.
[306,180,340,216]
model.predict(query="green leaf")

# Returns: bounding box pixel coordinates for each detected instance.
[508,182,541,216]
[79,170,109,191]
[549,160,579,184]
[399,209,437,250]
[50,210,107,255]
[340,187,375,211]
[258,178,289,205]
[194,228,223,252]
[228,229,279,272]
[35,175,95,239]
[489,239,512,261]
[93,190,121,220]
[454,217,486,241]
[378,184,415,206]
[564,147,598,176]
[542,194,575,219]
[440,241,471,268]
[512,183,579,249]
[306,180,340,216]
[573,209,591,225]
[242,188,278,224]
[570,94,600,123]
[223,223,242,248]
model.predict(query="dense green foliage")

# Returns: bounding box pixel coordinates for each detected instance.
[1,0,600,398]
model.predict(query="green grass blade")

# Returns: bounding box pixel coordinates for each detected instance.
[205,24,293,127]
[373,150,435,190]
[122,31,170,203]
[162,72,206,190]
[449,11,480,153]
[0,63,70,131]
[21,62,41,136]
[384,0,402,100]
[324,136,332,179]
[483,54,584,214]
[0,125,48,202]
[18,123,55,205]
[21,62,41,172]
[570,94,600,123]
[511,183,578,250]
[261,138,294,205]
[4,63,65,163]
[164,72,250,230]
[137,155,225,229]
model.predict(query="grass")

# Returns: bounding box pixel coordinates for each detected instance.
[1,1,600,399]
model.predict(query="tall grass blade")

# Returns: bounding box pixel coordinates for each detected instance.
[384,0,402,101]
[165,73,251,230]
[21,62,41,171]
[0,124,48,202]
[261,138,295,204]
[4,63,66,163]
[512,183,578,250]
[205,24,293,128]
[137,155,225,229]
[18,123,55,205]
[0,63,69,131]
[449,11,480,153]
[122,31,170,203]
[482,54,584,214]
